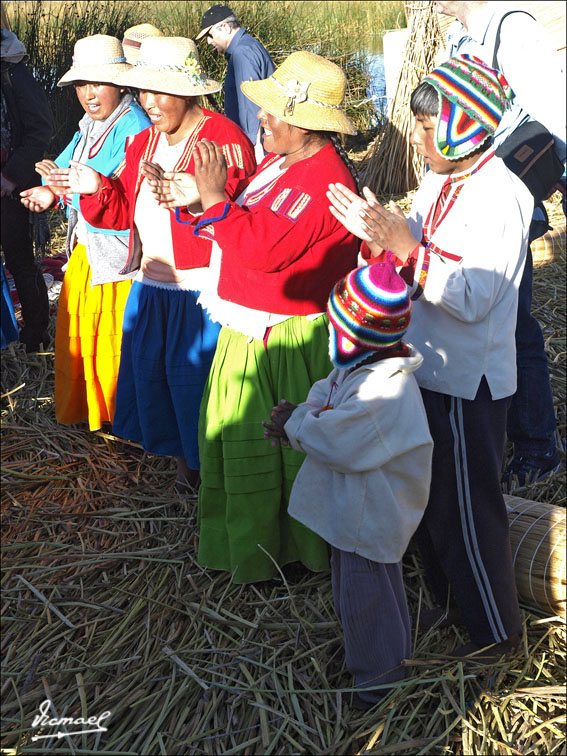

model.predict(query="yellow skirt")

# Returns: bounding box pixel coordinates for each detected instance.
[55,243,132,430]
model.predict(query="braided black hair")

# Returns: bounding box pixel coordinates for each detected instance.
[202,93,223,114]
[328,133,363,195]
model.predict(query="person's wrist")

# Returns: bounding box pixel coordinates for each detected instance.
[201,190,227,212]
[392,236,419,264]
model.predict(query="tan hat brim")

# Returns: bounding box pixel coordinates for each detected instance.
[57,62,133,87]
[117,67,221,97]
[240,78,356,135]
[195,25,212,41]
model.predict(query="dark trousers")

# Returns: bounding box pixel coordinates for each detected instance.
[331,547,411,703]
[0,193,49,347]
[416,378,522,647]
[506,242,557,457]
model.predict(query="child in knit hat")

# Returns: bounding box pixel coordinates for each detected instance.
[327,55,533,659]
[263,260,433,709]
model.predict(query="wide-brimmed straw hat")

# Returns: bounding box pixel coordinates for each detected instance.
[241,51,356,135]
[117,36,221,97]
[122,23,164,64]
[57,34,132,87]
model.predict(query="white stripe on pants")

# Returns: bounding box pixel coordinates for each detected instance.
[416,379,522,646]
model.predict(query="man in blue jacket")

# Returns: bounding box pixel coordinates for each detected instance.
[196,4,275,144]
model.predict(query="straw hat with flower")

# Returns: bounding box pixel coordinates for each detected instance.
[118,37,220,97]
[122,23,164,65]
[241,50,356,135]
[57,34,132,86]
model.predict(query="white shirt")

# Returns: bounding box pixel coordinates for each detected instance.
[134,133,209,291]
[404,150,533,400]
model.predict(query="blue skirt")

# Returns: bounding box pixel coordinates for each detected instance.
[113,280,221,468]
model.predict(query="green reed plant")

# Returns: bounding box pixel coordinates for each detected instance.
[4,0,405,153]
[6,0,141,153]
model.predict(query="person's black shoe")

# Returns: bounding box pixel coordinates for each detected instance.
[23,331,51,353]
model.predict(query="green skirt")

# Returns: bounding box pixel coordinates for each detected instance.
[198,315,332,583]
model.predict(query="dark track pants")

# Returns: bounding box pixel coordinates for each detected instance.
[416,378,522,647]
[1,194,49,347]
[331,547,411,703]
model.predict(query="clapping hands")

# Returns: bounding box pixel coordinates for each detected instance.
[192,139,228,210]
[141,161,201,210]
[327,183,418,263]
[44,160,102,196]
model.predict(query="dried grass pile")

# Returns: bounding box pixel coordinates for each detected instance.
[1,196,565,754]
[363,1,444,195]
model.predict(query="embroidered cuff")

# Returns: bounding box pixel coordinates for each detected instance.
[175,206,195,226]
[193,201,230,237]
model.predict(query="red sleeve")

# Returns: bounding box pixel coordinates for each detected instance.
[398,245,422,286]
[175,116,256,227]
[195,189,335,273]
[79,138,141,231]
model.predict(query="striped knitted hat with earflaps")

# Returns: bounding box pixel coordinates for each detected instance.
[327,260,411,370]
[423,54,514,160]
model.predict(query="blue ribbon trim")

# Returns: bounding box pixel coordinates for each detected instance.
[192,202,231,237]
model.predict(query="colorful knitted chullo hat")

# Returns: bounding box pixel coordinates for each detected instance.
[327,261,411,370]
[423,54,514,160]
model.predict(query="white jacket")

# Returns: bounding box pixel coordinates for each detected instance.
[405,150,533,400]
[285,346,433,563]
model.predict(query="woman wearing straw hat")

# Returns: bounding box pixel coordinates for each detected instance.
[121,23,163,65]
[21,34,150,431]
[150,51,361,582]
[48,37,256,493]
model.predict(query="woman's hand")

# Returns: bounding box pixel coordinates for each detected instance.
[193,139,228,211]
[357,187,418,263]
[20,185,57,213]
[262,399,297,447]
[35,158,69,196]
[141,161,201,210]
[35,158,58,180]
[47,160,102,196]
[328,183,418,262]
[327,182,374,243]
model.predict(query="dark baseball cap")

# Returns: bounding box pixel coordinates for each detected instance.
[195,5,235,40]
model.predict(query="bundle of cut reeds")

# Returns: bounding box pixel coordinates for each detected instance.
[363,1,444,195]
[505,495,566,618]
[532,219,566,266]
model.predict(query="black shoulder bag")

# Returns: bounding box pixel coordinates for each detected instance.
[491,11,565,204]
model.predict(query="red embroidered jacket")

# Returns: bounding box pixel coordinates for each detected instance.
[185,142,360,315]
[79,109,256,273]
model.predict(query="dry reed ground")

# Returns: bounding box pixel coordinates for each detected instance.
[1,194,565,754]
